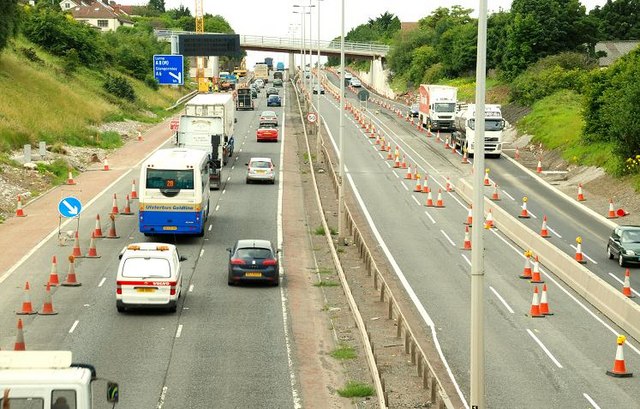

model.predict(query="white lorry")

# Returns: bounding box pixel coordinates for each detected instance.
[178,93,236,189]
[0,351,119,408]
[254,63,269,83]
[418,85,457,131]
[452,103,505,158]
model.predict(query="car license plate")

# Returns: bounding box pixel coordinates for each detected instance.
[136,288,156,293]
[245,272,262,277]
[256,170,265,174]
[163,226,178,231]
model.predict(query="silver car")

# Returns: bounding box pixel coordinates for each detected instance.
[246,157,275,184]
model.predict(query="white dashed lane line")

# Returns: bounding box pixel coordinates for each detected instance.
[175,324,183,338]
[489,286,515,314]
[440,230,455,247]
[69,320,79,334]
[583,393,602,409]
[526,329,563,368]
[98,277,106,287]
[188,284,194,292]
[424,210,436,224]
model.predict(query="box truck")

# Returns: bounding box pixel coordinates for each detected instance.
[418,85,457,131]
[452,104,505,158]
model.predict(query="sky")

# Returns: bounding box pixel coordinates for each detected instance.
[140,0,610,67]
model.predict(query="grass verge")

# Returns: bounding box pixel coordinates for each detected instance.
[314,280,339,287]
[337,381,374,398]
[330,344,357,360]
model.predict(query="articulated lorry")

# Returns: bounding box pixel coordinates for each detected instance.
[452,103,505,158]
[0,351,119,409]
[418,85,457,131]
[178,94,236,189]
[254,63,269,83]
[236,86,254,110]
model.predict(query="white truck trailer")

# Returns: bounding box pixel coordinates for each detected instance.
[452,103,505,158]
[418,85,458,131]
[178,93,236,189]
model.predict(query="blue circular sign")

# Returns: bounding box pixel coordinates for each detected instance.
[58,197,83,218]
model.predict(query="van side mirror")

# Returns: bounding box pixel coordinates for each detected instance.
[107,382,119,403]
[179,256,187,262]
[234,118,238,123]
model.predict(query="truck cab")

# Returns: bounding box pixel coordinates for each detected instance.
[452,104,505,158]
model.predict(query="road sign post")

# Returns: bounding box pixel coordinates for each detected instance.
[153,55,184,86]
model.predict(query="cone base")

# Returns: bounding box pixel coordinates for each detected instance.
[530,279,545,284]
[530,314,545,318]
[46,282,59,287]
[519,275,532,279]
[120,211,135,215]
[66,181,77,185]
[542,312,554,316]
[16,310,36,315]
[105,235,121,239]
[623,292,635,298]
[38,310,58,315]
[16,213,27,217]
[130,196,138,200]
[435,204,445,208]
[491,197,501,201]
[606,370,633,378]
[94,234,104,238]
[518,215,530,219]
[62,282,82,287]
[576,259,587,264]
[86,254,101,259]
[541,233,551,238]
[607,215,618,219]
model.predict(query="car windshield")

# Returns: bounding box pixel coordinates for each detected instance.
[236,248,272,259]
[262,111,276,117]
[268,95,279,100]
[621,230,640,243]
[434,103,456,113]
[122,257,171,278]
[250,161,271,169]
[411,103,419,111]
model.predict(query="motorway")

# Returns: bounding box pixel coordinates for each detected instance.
[0,84,295,408]
[314,71,640,408]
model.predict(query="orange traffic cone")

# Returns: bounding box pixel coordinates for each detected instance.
[483,169,491,186]
[491,183,500,201]
[130,179,138,200]
[62,255,81,286]
[14,319,26,351]
[137,131,143,141]
[606,335,633,377]
[413,178,422,192]
[421,176,430,193]
[105,213,120,239]
[575,237,587,264]
[530,255,544,283]
[529,286,545,318]
[436,130,441,142]
[86,232,100,258]
[464,205,473,226]
[375,134,380,145]
[536,159,542,173]
[519,252,533,279]
[540,215,551,238]
[66,169,76,185]
[607,199,618,219]
[515,147,520,160]
[103,158,110,171]
[48,256,60,287]
[461,148,469,164]
[412,168,419,180]
[16,281,36,315]
[444,136,450,150]
[120,195,134,215]
[518,197,530,218]
[577,184,585,201]
[540,284,553,315]
[405,165,412,180]
[38,282,58,315]
[70,230,84,258]
[446,177,454,192]
[435,189,445,208]
[622,268,635,298]
[93,214,104,238]
[462,226,471,250]
[425,190,434,207]
[386,149,393,160]
[111,193,120,214]
[393,156,400,168]
[484,209,495,229]
[15,195,27,217]
[401,155,407,169]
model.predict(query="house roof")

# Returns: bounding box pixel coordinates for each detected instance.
[596,41,640,66]
[69,0,132,23]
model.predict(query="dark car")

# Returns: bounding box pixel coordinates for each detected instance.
[251,88,258,98]
[227,239,279,286]
[267,94,281,107]
[409,103,419,117]
[607,225,640,267]
[266,87,279,96]
[273,78,283,87]
[312,85,325,94]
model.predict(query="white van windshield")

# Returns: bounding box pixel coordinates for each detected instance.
[122,257,171,278]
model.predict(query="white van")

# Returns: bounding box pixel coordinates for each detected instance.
[116,243,186,313]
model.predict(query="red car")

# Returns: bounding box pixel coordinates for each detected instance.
[256,124,279,142]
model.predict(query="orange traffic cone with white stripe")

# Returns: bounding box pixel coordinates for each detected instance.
[111,193,120,214]
[529,286,545,318]
[575,236,587,264]
[606,335,633,377]
[120,195,134,215]
[130,179,138,200]
[436,130,441,142]
[93,214,104,238]
[483,169,491,186]
[386,149,393,160]
[491,183,500,201]
[48,256,60,287]
[16,281,36,315]
[66,169,76,185]
[14,319,26,351]
[412,167,419,180]
[530,255,544,283]
[15,195,26,217]
[103,158,110,171]
[540,215,550,238]
[461,147,469,164]
[536,159,543,173]
[413,177,422,192]
[62,255,81,286]
[425,190,434,207]
[622,269,635,298]
[444,136,450,150]
[401,155,407,169]
[607,199,618,219]
[435,189,445,207]
[464,205,473,226]
[446,177,454,192]
[421,176,430,193]
[519,251,533,279]
[577,183,585,201]
[70,230,84,258]
[105,213,120,239]
[86,232,100,258]
[540,284,553,315]
[405,165,412,180]
[462,226,471,250]
[484,209,495,229]
[515,147,520,160]
[518,197,530,218]
[393,156,400,168]
[38,282,58,315]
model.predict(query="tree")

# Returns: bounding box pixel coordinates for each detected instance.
[167,5,191,19]
[439,22,477,77]
[147,0,165,13]
[0,0,19,54]
[487,11,511,70]
[590,0,640,40]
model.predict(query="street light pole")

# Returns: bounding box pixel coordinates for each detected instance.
[316,0,323,141]
[337,0,345,243]
[293,4,314,91]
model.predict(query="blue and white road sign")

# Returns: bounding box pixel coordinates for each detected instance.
[58,197,82,218]
[153,55,184,85]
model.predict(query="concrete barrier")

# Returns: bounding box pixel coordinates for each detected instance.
[456,177,640,342]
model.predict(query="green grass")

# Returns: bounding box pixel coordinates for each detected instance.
[317,267,334,275]
[337,381,374,398]
[330,344,357,360]
[313,280,339,287]
[36,159,72,185]
[314,226,325,235]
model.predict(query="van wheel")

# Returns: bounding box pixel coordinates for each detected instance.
[117,306,125,313]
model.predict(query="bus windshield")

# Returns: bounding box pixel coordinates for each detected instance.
[146,169,194,190]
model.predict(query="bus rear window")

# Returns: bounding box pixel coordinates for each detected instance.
[146,169,194,190]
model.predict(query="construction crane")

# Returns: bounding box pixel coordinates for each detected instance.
[195,0,208,92]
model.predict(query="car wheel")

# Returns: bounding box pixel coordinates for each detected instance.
[227,279,235,286]
[607,245,614,259]
[246,178,251,184]
[117,306,125,313]
[169,305,177,313]
[619,254,626,267]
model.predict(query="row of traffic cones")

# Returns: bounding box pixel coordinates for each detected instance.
[45,256,82,288]
[16,281,59,315]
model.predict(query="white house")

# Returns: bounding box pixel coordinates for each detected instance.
[63,0,134,32]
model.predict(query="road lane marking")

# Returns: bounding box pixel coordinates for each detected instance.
[188,284,194,292]
[608,272,640,297]
[199,249,204,257]
[226,176,231,182]
[222,189,226,195]
[526,329,563,368]
[215,205,220,212]
[424,211,436,224]
[175,324,183,338]
[569,244,597,264]
[231,165,235,170]
[583,393,602,409]
[385,161,391,168]
[501,189,515,201]
[547,226,562,238]
[69,320,79,334]
[401,183,409,191]
[462,254,471,266]
[208,224,212,231]
[393,171,400,179]
[156,385,168,408]
[441,230,455,246]
[489,286,515,314]
[98,277,106,287]
[411,196,421,206]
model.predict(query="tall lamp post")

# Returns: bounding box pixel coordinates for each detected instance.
[337,0,345,243]
[293,4,314,90]
[315,0,324,129]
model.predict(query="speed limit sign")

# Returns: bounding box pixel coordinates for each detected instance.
[307,112,317,123]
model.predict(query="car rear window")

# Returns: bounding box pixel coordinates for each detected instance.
[250,161,271,168]
[236,248,272,259]
[122,257,171,278]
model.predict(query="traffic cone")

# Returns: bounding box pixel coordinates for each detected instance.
[577,184,585,201]
[540,284,553,315]
[15,195,27,217]
[444,136,450,149]
[14,319,26,351]
[103,158,110,171]
[413,177,422,192]
[105,213,120,239]
[401,155,407,169]
[491,183,500,201]
[375,134,380,145]
[111,193,120,214]
[421,176,430,193]
[529,286,545,318]
[86,232,100,258]
[540,215,551,238]
[386,144,391,153]
[484,209,495,229]
[464,205,473,226]
[137,131,143,141]
[436,131,441,142]
[536,159,542,173]
[606,335,633,377]
[622,268,635,298]
[62,255,81,286]
[70,230,84,258]
[575,237,587,264]
[425,190,434,207]
[405,165,412,180]
[607,199,618,219]
[462,226,471,250]
[518,197,530,218]
[16,281,36,315]
[530,255,544,283]
[515,147,520,160]
[379,139,386,152]
[461,148,469,164]
[393,156,400,168]
[386,148,393,160]
[483,169,490,186]
[66,170,76,185]
[412,168,419,180]
[38,282,58,315]
[130,179,138,200]
[435,189,445,208]
[48,256,60,287]
[120,195,134,215]
[519,252,533,279]
[446,177,454,192]
[93,214,104,238]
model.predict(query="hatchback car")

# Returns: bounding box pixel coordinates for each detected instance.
[246,157,275,184]
[313,85,325,94]
[259,110,278,126]
[350,78,362,87]
[273,78,283,87]
[607,225,640,266]
[409,103,419,117]
[266,87,279,96]
[256,124,278,142]
[254,79,265,88]
[267,94,282,107]
[227,239,279,286]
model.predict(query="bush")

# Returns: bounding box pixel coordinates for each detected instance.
[103,75,136,101]
[19,47,43,64]
[144,75,159,90]
[62,48,81,75]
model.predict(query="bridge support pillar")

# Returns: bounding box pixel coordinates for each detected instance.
[288,53,296,74]
[210,56,219,79]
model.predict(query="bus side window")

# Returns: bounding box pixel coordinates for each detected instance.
[51,390,76,409]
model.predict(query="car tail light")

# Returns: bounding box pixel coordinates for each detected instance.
[170,282,177,295]
[263,258,277,266]
[230,258,245,265]
[116,281,122,295]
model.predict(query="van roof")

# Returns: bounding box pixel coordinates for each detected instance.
[0,367,93,385]
[0,351,72,369]
[186,93,234,106]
